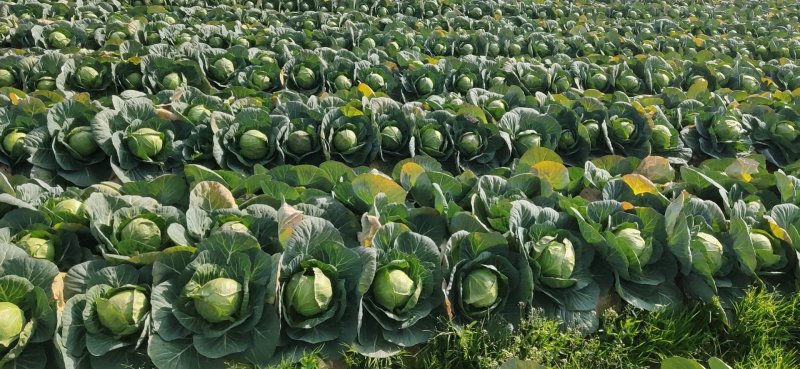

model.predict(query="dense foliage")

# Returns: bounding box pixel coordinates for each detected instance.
[1,0,800,368]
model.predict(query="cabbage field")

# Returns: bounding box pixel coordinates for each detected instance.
[1,0,800,368]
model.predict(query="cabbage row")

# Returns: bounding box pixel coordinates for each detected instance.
[1,150,800,368]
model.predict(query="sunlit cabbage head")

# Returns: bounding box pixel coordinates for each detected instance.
[107,31,127,43]
[66,126,98,157]
[713,119,745,142]
[587,72,608,90]
[48,31,70,48]
[0,69,15,87]
[523,73,546,91]
[380,125,403,151]
[37,77,56,91]
[161,72,184,90]
[416,77,434,95]
[294,66,316,90]
[456,75,473,92]
[609,117,635,141]
[462,267,499,308]
[2,130,26,157]
[372,267,416,311]
[285,268,333,317]
[558,130,576,150]
[741,75,760,94]
[486,100,506,120]
[651,125,673,150]
[96,288,149,336]
[218,221,249,234]
[239,129,269,160]
[54,198,84,218]
[432,43,446,56]
[458,132,482,155]
[249,70,272,90]
[286,130,313,155]
[691,232,724,275]
[211,58,235,81]
[76,66,100,88]
[615,228,652,265]
[583,120,600,144]
[333,75,352,91]
[19,235,55,261]
[191,277,242,323]
[420,129,444,153]
[0,302,25,349]
[515,131,541,153]
[119,217,161,254]
[537,236,576,288]
[365,73,385,90]
[750,233,781,269]
[186,105,211,124]
[775,121,798,142]
[459,43,474,56]
[617,74,639,93]
[652,71,671,90]
[333,128,357,152]
[126,128,164,160]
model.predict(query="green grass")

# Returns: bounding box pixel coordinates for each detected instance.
[271,289,800,369]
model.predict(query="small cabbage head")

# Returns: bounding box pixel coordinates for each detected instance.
[333,129,357,152]
[285,268,333,317]
[615,228,651,265]
[48,31,70,48]
[96,288,149,336]
[107,31,127,43]
[416,77,434,95]
[432,43,447,55]
[462,268,499,308]
[218,221,249,234]
[537,236,576,288]
[713,119,745,142]
[558,130,576,149]
[420,129,444,152]
[583,120,600,144]
[486,100,506,120]
[286,130,313,155]
[191,278,243,323]
[459,43,474,56]
[691,232,724,275]
[37,77,56,91]
[458,132,482,155]
[120,217,162,254]
[775,121,798,142]
[516,131,541,152]
[741,75,760,94]
[523,74,546,91]
[211,58,235,81]
[19,235,55,261]
[67,126,99,157]
[651,125,673,150]
[456,75,473,92]
[239,130,269,160]
[0,69,15,87]
[334,75,352,91]
[617,74,639,92]
[76,66,100,88]
[54,198,84,217]
[186,105,212,124]
[750,233,781,269]
[587,72,608,90]
[609,118,635,141]
[373,267,416,311]
[294,66,316,90]
[0,302,25,348]
[126,128,164,160]
[380,125,403,151]
[652,71,671,90]
[249,71,271,90]
[2,130,26,157]
[161,72,184,90]
[365,73,385,90]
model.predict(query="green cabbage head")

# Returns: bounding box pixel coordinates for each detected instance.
[161,72,184,90]
[48,31,70,48]
[537,236,576,288]
[0,69,15,87]
[615,228,651,265]
[380,125,403,151]
[456,75,473,92]
[186,105,212,124]
[775,121,798,142]
[96,288,149,336]
[421,129,444,153]
[19,235,55,261]
[0,302,25,348]
[54,198,84,217]
[609,118,635,141]
[287,130,313,155]
[416,77,434,95]
[239,130,269,160]
[373,267,416,311]
[333,75,352,91]
[651,125,672,150]
[691,232,724,275]
[459,132,482,155]
[333,129,358,152]
[67,126,99,157]
[285,267,333,317]
[76,66,100,88]
[713,119,745,142]
[365,73,385,90]
[750,232,781,269]
[294,66,316,90]
[119,217,162,254]
[211,58,235,81]
[126,128,164,160]
[191,278,243,323]
[462,267,499,308]
[3,130,26,157]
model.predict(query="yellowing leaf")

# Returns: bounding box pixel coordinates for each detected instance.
[621,202,635,211]
[352,173,407,205]
[530,161,570,190]
[724,158,759,182]
[399,162,426,188]
[8,92,19,105]
[622,174,659,195]
[357,82,374,97]
[768,218,789,243]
